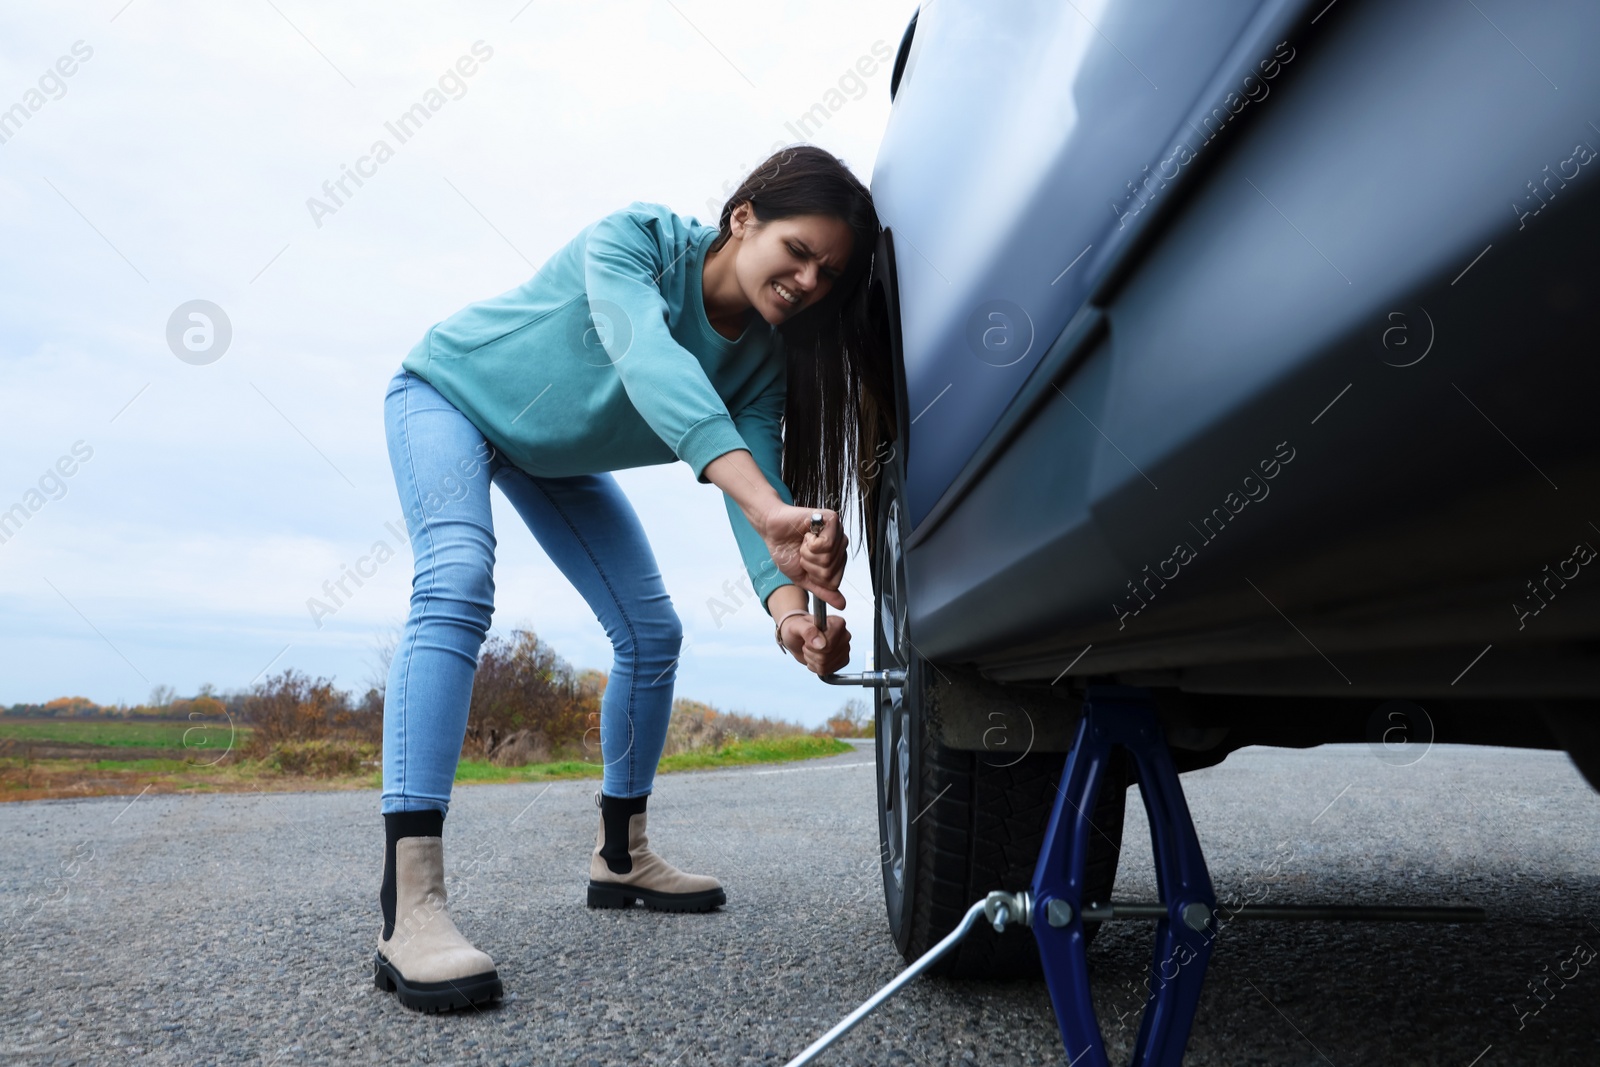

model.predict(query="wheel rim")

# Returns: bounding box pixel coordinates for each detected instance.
[876,495,912,904]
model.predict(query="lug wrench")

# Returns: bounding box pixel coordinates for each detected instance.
[806,510,906,688]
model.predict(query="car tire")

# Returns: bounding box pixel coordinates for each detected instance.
[871,457,1127,978]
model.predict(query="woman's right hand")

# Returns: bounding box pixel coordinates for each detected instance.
[761,503,847,610]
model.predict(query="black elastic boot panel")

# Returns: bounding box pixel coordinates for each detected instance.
[597,792,649,875]
[381,809,444,940]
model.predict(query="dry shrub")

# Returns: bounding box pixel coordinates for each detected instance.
[464,629,597,759]
[240,669,381,756]
[487,728,551,767]
[663,699,806,756]
[263,739,378,777]
[822,698,874,739]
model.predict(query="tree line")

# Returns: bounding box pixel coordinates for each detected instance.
[6,627,872,767]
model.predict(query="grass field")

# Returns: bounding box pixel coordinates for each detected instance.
[0,729,856,802]
[453,735,854,784]
[0,718,248,750]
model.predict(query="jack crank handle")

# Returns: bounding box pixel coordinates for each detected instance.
[809,511,828,633]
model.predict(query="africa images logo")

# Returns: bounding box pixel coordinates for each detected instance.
[166,300,232,365]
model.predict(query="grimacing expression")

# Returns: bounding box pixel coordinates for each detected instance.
[733,207,855,324]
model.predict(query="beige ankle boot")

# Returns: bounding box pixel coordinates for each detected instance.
[587,790,726,912]
[375,836,503,1011]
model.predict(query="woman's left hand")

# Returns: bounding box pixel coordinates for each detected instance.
[779,613,852,676]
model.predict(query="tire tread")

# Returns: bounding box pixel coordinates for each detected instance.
[908,720,1127,978]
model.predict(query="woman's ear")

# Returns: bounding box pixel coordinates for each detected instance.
[730,200,762,240]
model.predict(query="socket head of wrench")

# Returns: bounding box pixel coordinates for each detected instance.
[983,890,1031,932]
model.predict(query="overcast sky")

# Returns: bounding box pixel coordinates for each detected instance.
[0,0,911,727]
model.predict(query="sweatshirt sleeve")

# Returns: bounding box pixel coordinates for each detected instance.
[724,380,796,616]
[582,206,752,483]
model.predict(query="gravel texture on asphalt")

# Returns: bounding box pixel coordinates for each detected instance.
[2,740,1597,1066]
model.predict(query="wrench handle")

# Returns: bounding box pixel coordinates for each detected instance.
[809,511,828,632]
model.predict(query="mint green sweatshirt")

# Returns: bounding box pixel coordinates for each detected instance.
[401,200,795,615]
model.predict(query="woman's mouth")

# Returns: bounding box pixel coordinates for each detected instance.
[772,280,801,308]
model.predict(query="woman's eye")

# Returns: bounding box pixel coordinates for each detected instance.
[789,242,839,280]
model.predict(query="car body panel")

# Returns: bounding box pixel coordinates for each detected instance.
[873,0,1284,529]
[874,0,1600,698]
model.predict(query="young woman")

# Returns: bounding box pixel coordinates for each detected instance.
[374,144,896,1011]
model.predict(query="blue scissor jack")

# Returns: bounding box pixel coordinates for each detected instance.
[1018,683,1484,1065]
[786,682,1484,1067]
[1030,685,1219,1067]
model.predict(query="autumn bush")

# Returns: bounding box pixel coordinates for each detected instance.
[663,698,807,756]
[6,696,103,718]
[240,669,382,757]
[822,698,875,739]
[463,628,599,762]
[0,694,232,720]
[263,739,378,777]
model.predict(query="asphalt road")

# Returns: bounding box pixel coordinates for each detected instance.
[2,740,1598,1066]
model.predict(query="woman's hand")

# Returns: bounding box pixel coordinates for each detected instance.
[779,613,852,676]
[761,503,847,610]
[700,451,847,609]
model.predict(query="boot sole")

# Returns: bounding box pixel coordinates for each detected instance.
[587,880,727,912]
[374,951,503,1012]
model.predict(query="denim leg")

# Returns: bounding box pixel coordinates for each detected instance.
[381,368,502,815]
[490,467,682,798]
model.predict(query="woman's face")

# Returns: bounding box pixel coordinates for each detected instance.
[729,203,855,324]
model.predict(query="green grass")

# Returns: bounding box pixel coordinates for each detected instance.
[453,758,606,784]
[90,758,197,772]
[658,734,853,770]
[451,734,854,785]
[0,718,248,750]
[0,730,855,803]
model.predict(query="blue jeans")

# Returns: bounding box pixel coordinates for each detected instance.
[381,367,683,814]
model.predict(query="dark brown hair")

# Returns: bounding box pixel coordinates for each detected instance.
[707,144,897,560]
